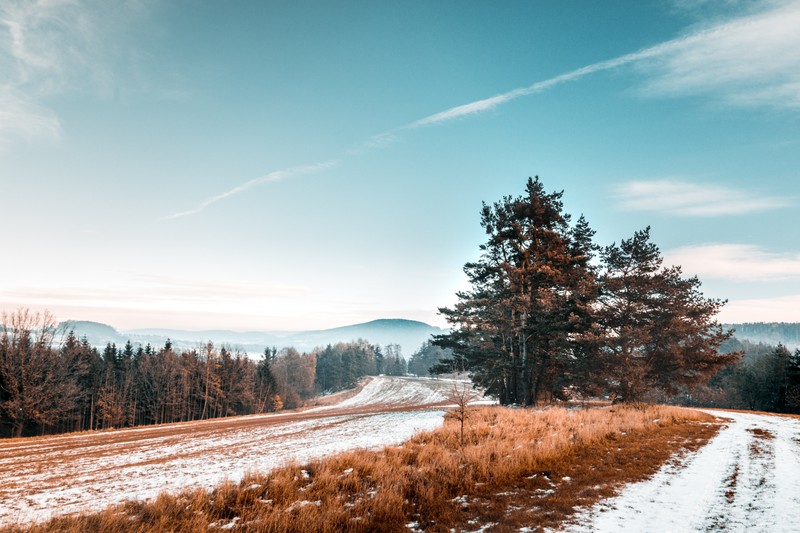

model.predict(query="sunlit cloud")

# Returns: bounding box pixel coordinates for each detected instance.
[163,160,339,220]
[0,274,314,328]
[614,180,790,216]
[664,243,800,281]
[718,294,800,323]
[0,272,448,331]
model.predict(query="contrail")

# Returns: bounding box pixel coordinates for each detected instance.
[406,43,674,129]
[163,160,338,220]
[165,21,705,220]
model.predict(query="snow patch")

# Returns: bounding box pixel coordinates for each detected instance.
[0,376,456,526]
[565,410,800,532]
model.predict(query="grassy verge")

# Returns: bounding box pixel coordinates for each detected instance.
[8,405,719,533]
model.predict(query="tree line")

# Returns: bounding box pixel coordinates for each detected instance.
[433,177,739,405]
[0,308,446,439]
[673,338,800,413]
[723,322,800,349]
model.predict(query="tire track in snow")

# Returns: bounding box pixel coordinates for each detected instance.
[564,410,800,533]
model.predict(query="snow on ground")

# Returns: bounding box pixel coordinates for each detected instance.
[0,375,481,527]
[15,377,798,531]
[314,375,486,410]
[564,409,800,533]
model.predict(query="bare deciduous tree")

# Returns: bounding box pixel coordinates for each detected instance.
[0,309,79,437]
[445,362,474,448]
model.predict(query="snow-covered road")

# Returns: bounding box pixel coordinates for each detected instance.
[565,410,800,533]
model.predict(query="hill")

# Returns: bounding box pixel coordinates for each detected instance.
[725,322,800,350]
[287,319,444,356]
[59,318,445,357]
[59,320,126,346]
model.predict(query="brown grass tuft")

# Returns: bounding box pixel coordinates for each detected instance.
[6,405,720,533]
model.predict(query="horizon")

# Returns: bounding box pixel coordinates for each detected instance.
[2,1,799,330]
[57,316,443,334]
[37,315,800,339]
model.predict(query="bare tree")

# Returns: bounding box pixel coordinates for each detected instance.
[0,309,79,437]
[445,361,473,447]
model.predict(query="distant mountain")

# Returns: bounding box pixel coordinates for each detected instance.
[725,322,800,350]
[58,318,446,357]
[288,319,445,356]
[59,320,126,347]
[61,319,798,356]
[125,328,284,346]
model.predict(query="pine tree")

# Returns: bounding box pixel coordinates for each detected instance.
[256,347,278,412]
[597,227,739,402]
[408,341,453,377]
[435,177,598,405]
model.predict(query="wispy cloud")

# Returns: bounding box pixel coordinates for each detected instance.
[638,0,800,108]
[0,85,61,150]
[405,0,800,129]
[163,160,339,220]
[1,276,311,306]
[346,132,402,156]
[0,0,94,149]
[614,179,790,216]
[197,0,799,220]
[664,243,800,281]
[14,0,792,216]
[0,0,153,151]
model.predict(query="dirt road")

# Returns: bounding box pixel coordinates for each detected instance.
[0,376,475,526]
[565,409,800,532]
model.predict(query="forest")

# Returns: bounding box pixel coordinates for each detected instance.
[723,322,800,348]
[0,308,448,438]
[674,338,800,413]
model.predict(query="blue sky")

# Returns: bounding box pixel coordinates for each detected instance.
[1,0,799,331]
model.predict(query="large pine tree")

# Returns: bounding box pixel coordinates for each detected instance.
[597,227,738,402]
[434,177,598,405]
[435,178,738,405]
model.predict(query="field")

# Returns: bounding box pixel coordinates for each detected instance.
[0,376,485,526]
[2,376,800,531]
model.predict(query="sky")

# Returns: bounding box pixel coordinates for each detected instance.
[1,0,799,332]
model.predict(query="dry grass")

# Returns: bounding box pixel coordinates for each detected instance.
[5,405,719,533]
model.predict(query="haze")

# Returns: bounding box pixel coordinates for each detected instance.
[2,0,799,331]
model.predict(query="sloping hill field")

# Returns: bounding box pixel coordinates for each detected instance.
[0,376,483,526]
[2,377,799,531]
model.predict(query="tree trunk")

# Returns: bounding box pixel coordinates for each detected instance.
[12,419,24,438]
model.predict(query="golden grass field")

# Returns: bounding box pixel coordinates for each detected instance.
[5,404,719,532]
